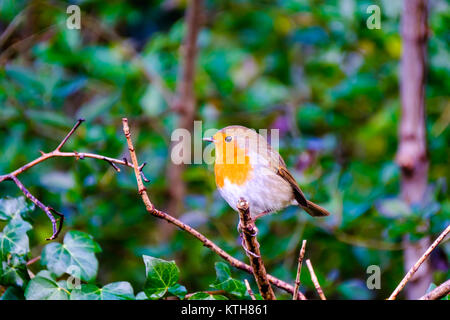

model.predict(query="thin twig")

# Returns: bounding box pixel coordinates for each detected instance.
[55,118,85,151]
[0,6,27,48]
[388,225,450,300]
[236,198,275,300]
[419,279,450,300]
[121,118,306,299]
[0,119,146,239]
[26,256,41,266]
[306,259,326,300]
[244,279,256,300]
[10,175,62,240]
[293,240,307,300]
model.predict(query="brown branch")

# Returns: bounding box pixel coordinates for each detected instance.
[293,240,307,300]
[236,199,276,300]
[121,118,307,299]
[0,119,145,240]
[388,224,450,300]
[9,175,63,240]
[419,279,450,300]
[244,279,256,300]
[306,259,326,300]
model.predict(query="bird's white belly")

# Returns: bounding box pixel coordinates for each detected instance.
[218,172,294,217]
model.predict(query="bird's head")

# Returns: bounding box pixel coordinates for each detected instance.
[203,126,270,165]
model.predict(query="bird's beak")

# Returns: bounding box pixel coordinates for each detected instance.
[203,137,214,142]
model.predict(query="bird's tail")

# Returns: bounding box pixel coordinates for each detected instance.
[300,200,330,217]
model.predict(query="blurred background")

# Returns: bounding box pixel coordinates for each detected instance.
[0,0,448,299]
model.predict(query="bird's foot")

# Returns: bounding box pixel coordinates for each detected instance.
[240,236,260,258]
[254,210,270,220]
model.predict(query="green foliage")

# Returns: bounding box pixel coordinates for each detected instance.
[0,0,449,300]
[210,262,247,298]
[25,271,70,300]
[41,231,101,282]
[0,197,34,221]
[0,219,32,259]
[143,255,180,299]
[70,282,135,300]
[188,292,228,300]
[0,198,237,300]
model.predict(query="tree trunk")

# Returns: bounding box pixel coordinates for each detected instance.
[166,0,202,217]
[396,0,430,300]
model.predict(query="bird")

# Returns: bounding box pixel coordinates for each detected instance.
[203,125,330,220]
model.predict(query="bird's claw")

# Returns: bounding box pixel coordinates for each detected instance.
[240,236,260,258]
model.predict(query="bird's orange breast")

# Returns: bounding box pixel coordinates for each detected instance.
[214,140,252,188]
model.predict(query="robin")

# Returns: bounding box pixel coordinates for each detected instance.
[203,125,330,220]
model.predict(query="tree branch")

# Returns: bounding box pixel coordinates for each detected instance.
[419,279,450,300]
[306,259,326,300]
[237,198,276,300]
[388,224,450,300]
[0,119,147,240]
[244,279,256,300]
[167,0,203,216]
[121,118,307,299]
[293,240,307,300]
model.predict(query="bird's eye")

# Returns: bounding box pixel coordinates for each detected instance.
[225,136,232,142]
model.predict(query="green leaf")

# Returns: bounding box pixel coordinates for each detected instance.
[1,286,24,300]
[24,271,69,300]
[210,262,246,297]
[0,197,34,221]
[41,231,101,282]
[70,282,135,300]
[188,292,228,300]
[0,219,32,259]
[143,255,179,299]
[168,283,187,299]
[0,255,29,287]
[136,291,149,300]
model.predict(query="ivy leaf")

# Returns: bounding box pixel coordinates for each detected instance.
[0,218,32,259]
[143,255,179,299]
[0,255,30,287]
[70,282,135,300]
[210,262,246,297]
[188,292,228,300]
[0,197,34,221]
[24,271,70,300]
[168,283,187,299]
[136,291,149,300]
[41,231,101,282]
[1,287,25,300]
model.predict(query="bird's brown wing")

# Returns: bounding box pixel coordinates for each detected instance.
[276,165,330,217]
[276,166,308,207]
